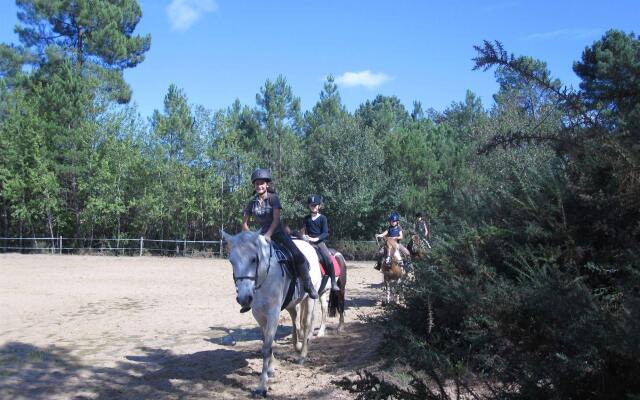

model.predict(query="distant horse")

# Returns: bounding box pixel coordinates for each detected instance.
[222,230,321,398]
[316,249,348,336]
[407,233,427,262]
[379,237,404,304]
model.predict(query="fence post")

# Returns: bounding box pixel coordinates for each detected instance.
[51,236,55,254]
[183,238,187,256]
[140,237,144,256]
[59,236,62,254]
[219,238,224,258]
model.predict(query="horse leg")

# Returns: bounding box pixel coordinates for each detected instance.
[385,279,391,305]
[298,297,316,364]
[316,290,328,337]
[337,293,345,334]
[287,306,302,353]
[255,309,279,397]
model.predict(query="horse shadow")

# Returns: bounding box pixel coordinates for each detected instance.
[205,325,292,346]
[0,341,256,399]
[346,297,377,307]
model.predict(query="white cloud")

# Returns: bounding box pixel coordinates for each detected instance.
[524,28,603,41]
[167,0,217,31]
[335,70,392,89]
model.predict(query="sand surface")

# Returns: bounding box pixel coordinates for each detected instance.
[0,254,383,399]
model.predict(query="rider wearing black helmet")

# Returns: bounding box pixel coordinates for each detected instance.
[376,212,410,266]
[242,168,319,312]
[301,195,339,291]
[414,212,432,249]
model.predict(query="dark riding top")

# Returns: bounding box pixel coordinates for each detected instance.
[243,192,283,234]
[303,214,329,242]
[415,220,428,237]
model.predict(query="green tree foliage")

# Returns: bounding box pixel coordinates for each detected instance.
[342,30,640,399]
[152,84,198,163]
[254,75,305,218]
[0,84,60,240]
[14,0,150,103]
[209,100,257,233]
[31,60,99,238]
[355,94,410,138]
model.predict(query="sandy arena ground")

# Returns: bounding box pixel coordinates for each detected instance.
[0,254,384,399]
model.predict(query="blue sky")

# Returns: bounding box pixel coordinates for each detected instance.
[1,1,638,119]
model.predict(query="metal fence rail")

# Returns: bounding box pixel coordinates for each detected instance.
[0,236,225,257]
[0,237,380,260]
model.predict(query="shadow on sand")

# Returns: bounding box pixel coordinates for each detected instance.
[0,341,255,399]
[205,325,293,346]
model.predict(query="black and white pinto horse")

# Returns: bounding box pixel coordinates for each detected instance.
[314,248,348,336]
[222,230,321,397]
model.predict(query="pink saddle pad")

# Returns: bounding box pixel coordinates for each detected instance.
[320,255,341,277]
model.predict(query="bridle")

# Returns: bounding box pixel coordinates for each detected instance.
[232,242,273,291]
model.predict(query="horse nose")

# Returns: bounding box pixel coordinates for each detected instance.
[236,295,253,306]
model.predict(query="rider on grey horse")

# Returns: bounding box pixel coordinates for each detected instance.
[241,168,318,313]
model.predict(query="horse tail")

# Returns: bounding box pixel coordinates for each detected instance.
[329,252,347,317]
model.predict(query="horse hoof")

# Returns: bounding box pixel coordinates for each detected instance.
[297,357,305,365]
[267,370,276,378]
[252,389,268,398]
[295,343,302,352]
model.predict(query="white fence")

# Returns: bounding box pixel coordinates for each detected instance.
[0,236,225,257]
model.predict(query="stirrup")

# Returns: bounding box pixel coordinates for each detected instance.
[330,281,340,291]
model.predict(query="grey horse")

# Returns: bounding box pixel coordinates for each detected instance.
[222,230,320,397]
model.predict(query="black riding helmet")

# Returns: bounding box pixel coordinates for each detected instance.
[307,194,321,205]
[251,168,272,183]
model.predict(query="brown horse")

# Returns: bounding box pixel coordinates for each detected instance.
[380,238,404,304]
[407,233,427,262]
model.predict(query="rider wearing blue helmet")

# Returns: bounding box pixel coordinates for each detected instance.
[376,212,410,266]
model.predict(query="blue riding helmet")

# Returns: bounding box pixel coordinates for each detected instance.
[307,194,321,205]
[388,212,400,222]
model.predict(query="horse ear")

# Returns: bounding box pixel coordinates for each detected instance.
[249,231,263,243]
[221,230,235,246]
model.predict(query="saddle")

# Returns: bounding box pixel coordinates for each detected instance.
[271,241,303,310]
[271,241,295,276]
[315,249,341,277]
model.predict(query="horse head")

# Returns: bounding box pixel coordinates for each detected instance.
[221,230,270,310]
[382,258,404,280]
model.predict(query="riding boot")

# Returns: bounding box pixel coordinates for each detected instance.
[330,276,339,291]
[297,260,318,299]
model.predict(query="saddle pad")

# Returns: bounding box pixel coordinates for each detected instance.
[272,242,295,276]
[320,255,341,277]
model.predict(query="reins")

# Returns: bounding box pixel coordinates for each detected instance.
[233,241,274,291]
